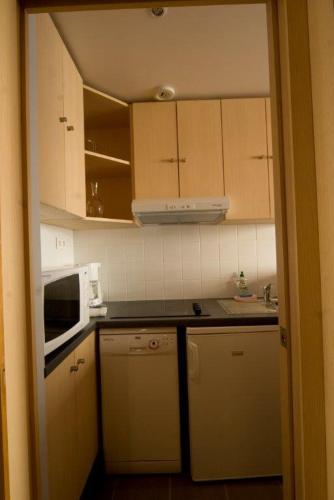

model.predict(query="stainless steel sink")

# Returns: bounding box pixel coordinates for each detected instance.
[217,299,278,315]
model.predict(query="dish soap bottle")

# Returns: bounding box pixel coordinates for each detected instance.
[237,271,252,297]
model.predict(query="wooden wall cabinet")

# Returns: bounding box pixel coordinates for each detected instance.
[221,97,274,220]
[84,86,132,221]
[36,14,86,218]
[266,98,275,219]
[36,15,274,225]
[177,100,224,198]
[45,332,98,500]
[132,102,179,199]
[132,100,224,200]
[36,15,134,229]
[63,49,86,217]
[36,14,66,212]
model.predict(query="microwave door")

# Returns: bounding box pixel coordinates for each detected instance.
[44,274,80,345]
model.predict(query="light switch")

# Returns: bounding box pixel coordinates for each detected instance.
[56,237,66,249]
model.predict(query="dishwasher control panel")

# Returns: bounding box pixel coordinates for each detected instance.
[100,329,177,355]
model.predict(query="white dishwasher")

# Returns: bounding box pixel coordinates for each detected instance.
[187,325,281,481]
[99,328,181,474]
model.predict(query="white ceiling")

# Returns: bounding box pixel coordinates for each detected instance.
[52,4,269,103]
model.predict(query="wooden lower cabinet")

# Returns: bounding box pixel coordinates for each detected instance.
[75,334,99,495]
[45,332,98,500]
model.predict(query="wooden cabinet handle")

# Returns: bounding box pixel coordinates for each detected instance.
[70,365,79,373]
[251,155,273,160]
[59,116,67,123]
[161,158,187,163]
[67,125,74,131]
[77,358,85,365]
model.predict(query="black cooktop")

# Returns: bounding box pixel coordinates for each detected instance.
[109,300,209,319]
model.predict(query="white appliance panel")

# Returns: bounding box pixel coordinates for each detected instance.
[187,327,281,481]
[43,265,89,355]
[132,197,229,225]
[100,328,181,474]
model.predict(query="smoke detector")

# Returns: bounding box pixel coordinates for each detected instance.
[151,7,167,17]
[154,86,175,101]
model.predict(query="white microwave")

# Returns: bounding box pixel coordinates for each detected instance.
[42,266,90,356]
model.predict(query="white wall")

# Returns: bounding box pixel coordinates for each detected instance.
[73,223,276,301]
[40,224,74,269]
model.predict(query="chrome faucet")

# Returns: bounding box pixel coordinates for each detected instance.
[263,283,272,305]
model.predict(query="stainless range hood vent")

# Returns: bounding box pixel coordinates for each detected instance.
[132,197,229,225]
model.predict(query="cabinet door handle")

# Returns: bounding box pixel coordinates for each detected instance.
[251,155,273,160]
[179,158,187,163]
[252,154,266,159]
[161,158,178,163]
[59,116,67,123]
[188,341,200,381]
[70,365,79,373]
[77,358,85,365]
[67,125,75,131]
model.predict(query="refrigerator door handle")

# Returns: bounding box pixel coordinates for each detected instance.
[188,341,200,380]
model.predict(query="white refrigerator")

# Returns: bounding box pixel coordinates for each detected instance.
[186,325,282,481]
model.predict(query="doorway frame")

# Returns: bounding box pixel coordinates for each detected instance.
[15,1,327,499]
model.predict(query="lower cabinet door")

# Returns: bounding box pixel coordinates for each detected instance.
[75,332,98,495]
[45,332,98,500]
[45,353,78,500]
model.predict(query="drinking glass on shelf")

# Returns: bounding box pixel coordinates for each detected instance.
[85,138,97,152]
[87,181,104,218]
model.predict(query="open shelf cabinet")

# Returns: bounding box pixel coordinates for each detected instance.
[84,85,133,223]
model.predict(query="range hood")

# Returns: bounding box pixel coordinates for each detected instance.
[132,197,229,225]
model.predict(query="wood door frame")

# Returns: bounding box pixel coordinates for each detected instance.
[0,243,10,500]
[266,1,327,498]
[20,1,327,500]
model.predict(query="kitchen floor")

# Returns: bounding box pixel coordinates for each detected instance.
[85,474,283,500]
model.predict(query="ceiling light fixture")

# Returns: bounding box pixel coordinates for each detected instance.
[154,86,175,101]
[151,7,167,17]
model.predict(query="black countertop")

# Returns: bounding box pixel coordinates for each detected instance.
[44,299,278,377]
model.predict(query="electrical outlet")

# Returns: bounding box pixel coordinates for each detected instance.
[56,237,66,249]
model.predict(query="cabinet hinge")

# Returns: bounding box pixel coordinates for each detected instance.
[280,326,288,348]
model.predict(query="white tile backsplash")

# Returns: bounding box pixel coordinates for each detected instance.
[182,279,202,299]
[163,261,182,281]
[146,280,165,300]
[182,260,201,280]
[164,280,183,299]
[145,260,163,281]
[73,223,277,301]
[201,260,220,280]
